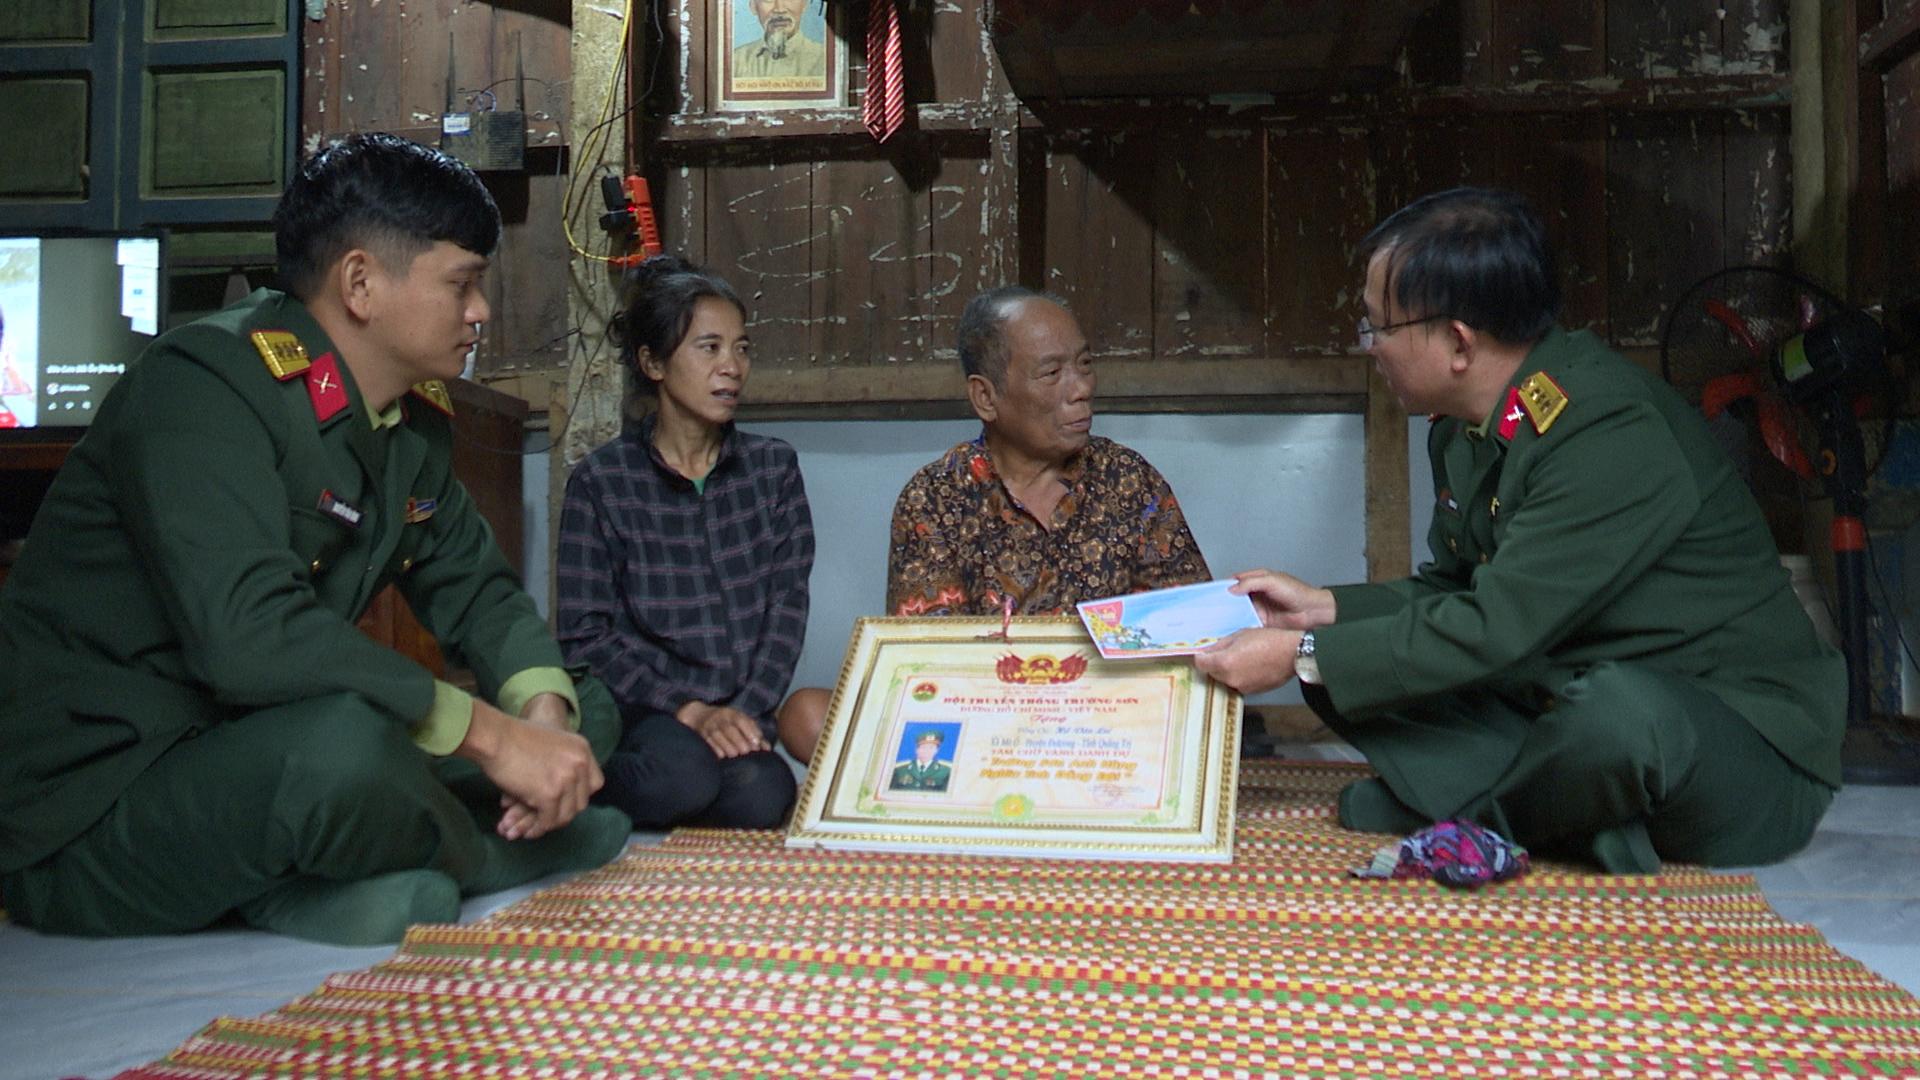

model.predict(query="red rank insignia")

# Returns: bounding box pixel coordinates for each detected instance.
[1496,385,1526,441]
[305,351,349,422]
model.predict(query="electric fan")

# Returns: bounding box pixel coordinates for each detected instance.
[1660,265,1919,784]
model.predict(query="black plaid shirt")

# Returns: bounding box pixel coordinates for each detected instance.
[556,416,814,731]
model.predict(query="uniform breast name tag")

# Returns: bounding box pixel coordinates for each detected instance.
[317,489,364,528]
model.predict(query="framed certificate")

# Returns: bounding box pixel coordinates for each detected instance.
[788,617,1242,862]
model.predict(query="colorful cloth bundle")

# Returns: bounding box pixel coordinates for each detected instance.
[1352,817,1531,887]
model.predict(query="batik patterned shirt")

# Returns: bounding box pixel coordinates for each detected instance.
[556,415,813,734]
[886,433,1210,617]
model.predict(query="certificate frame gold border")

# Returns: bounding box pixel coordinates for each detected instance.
[787,616,1242,862]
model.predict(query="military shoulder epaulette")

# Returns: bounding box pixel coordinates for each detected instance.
[410,380,455,417]
[250,330,310,380]
[1516,371,1569,434]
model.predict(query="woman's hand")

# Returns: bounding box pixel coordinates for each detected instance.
[676,701,771,758]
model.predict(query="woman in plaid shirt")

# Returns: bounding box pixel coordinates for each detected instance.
[556,256,821,829]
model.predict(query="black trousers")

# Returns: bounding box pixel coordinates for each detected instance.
[595,708,796,830]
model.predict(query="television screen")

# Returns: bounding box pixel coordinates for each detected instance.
[0,231,164,431]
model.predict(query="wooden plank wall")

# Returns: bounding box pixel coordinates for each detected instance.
[300,0,578,383]
[296,1,1799,401]
[1858,0,1920,337]
[643,0,1792,408]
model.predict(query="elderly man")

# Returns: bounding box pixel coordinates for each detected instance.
[1196,187,1844,873]
[887,286,1210,617]
[731,0,826,80]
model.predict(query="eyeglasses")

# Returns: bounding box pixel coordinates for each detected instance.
[1357,314,1449,350]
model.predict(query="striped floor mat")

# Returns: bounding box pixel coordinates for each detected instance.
[123,760,1920,1077]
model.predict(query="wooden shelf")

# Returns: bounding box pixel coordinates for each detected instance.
[656,102,1004,145]
[733,354,1368,420]
[1395,73,1792,117]
[651,70,1788,152]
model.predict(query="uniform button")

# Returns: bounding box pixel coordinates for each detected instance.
[401,557,414,572]
[1479,552,1489,564]
[1447,537,1459,553]
[1489,497,1501,517]
[310,559,323,573]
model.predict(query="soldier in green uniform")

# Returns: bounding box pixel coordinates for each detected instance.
[890,731,954,792]
[1197,187,1844,873]
[0,134,630,944]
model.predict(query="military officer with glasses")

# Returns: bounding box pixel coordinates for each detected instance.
[1196,186,1844,874]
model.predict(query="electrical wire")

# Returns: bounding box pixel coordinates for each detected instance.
[461,0,672,457]
[560,0,638,264]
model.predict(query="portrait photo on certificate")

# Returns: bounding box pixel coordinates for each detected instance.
[788,617,1242,862]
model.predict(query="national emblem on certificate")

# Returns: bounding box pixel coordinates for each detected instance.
[787,617,1242,862]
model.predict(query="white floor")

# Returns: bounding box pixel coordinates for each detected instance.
[3,764,1917,1080]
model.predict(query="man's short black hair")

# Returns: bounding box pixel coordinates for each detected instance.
[273,132,502,301]
[1361,186,1561,345]
[956,286,1070,388]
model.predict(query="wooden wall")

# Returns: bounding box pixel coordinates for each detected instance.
[301,0,579,386]
[1858,0,1920,347]
[295,0,1803,407]
[638,0,1794,419]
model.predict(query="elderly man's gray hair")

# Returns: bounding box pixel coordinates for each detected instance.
[956,285,1071,387]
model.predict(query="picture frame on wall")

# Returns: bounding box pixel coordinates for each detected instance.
[714,0,847,111]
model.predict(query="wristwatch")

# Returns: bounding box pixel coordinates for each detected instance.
[1295,630,1321,685]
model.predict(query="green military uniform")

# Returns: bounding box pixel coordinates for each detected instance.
[890,759,953,792]
[0,289,621,935]
[1310,328,1844,870]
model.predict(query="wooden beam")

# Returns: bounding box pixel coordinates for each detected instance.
[1363,366,1412,584]
[658,103,1004,145]
[558,0,636,610]
[1821,0,1861,299]
[655,70,1795,150]
[315,119,566,152]
[738,355,1368,412]
[1011,75,1792,134]
[1861,0,1920,73]
[1790,0,1826,267]
[1393,73,1792,116]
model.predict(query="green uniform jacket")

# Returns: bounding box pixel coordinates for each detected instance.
[0,289,563,873]
[890,760,952,791]
[1316,328,1846,787]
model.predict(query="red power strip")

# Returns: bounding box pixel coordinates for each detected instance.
[599,173,663,267]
